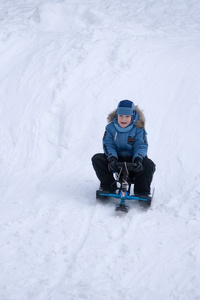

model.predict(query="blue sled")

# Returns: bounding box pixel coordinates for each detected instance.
[96,188,154,213]
[96,162,155,213]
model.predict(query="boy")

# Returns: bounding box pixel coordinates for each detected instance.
[92,100,155,195]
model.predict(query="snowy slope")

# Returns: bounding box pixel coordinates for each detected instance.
[0,1,200,299]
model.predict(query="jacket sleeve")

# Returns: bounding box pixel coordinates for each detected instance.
[102,125,118,160]
[133,128,148,160]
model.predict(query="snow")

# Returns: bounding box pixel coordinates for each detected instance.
[0,0,200,299]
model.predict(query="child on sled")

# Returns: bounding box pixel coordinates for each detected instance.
[92,99,155,196]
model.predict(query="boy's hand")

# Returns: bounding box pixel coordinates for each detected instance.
[132,157,143,172]
[108,156,118,172]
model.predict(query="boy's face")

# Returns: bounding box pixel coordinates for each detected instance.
[117,115,132,128]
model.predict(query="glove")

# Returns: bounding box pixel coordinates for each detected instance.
[108,156,118,172]
[132,157,143,172]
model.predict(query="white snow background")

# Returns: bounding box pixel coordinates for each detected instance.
[0,0,200,299]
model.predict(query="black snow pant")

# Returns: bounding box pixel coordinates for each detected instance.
[91,153,156,195]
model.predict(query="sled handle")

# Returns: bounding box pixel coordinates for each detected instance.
[115,162,137,169]
[115,162,136,167]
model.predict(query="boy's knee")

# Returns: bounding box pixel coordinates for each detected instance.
[91,153,106,166]
[144,157,156,173]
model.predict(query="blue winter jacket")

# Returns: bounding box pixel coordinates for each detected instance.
[103,106,148,161]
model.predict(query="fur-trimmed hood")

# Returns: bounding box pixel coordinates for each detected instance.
[107,105,145,129]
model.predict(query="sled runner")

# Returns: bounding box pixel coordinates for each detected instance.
[96,162,155,213]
